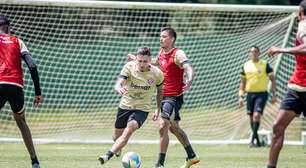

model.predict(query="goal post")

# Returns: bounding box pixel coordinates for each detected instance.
[0,0,303,145]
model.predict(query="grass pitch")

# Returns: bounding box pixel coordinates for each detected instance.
[0,143,305,168]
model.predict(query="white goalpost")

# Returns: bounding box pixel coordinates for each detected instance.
[0,0,304,145]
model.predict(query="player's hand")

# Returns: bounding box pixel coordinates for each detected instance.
[271,95,277,104]
[239,97,244,108]
[114,86,128,95]
[182,80,192,92]
[152,109,160,121]
[267,46,281,57]
[34,95,43,107]
[127,54,136,62]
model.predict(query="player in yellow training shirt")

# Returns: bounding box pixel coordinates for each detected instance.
[98,47,164,165]
[239,46,277,147]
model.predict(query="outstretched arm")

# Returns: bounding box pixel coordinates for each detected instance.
[239,77,246,108]
[153,84,163,121]
[21,51,42,107]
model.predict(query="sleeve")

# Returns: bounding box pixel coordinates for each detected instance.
[156,70,164,87]
[266,63,273,76]
[18,39,29,53]
[119,63,130,80]
[240,66,246,78]
[174,49,190,68]
[297,20,306,42]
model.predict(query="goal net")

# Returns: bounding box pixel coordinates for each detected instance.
[0,0,303,144]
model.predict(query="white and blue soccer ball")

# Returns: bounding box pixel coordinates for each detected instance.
[122,152,141,168]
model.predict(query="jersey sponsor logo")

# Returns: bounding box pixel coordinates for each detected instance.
[130,82,151,90]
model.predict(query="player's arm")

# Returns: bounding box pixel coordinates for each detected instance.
[127,54,159,66]
[175,50,194,92]
[153,75,163,121]
[267,63,277,104]
[239,67,246,107]
[19,39,42,107]
[268,23,306,56]
[115,63,130,95]
[114,76,128,95]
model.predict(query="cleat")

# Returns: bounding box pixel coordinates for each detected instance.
[98,155,109,165]
[115,149,122,157]
[32,163,40,168]
[180,156,200,168]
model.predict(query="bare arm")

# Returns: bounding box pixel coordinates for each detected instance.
[239,77,246,107]
[114,77,128,95]
[182,63,195,92]
[269,75,277,104]
[127,54,159,66]
[268,37,306,56]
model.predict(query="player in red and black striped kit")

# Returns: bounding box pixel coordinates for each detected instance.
[0,15,42,168]
[266,1,306,167]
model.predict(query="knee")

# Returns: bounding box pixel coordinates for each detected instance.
[272,123,285,138]
[253,113,261,121]
[169,125,179,134]
[159,122,169,135]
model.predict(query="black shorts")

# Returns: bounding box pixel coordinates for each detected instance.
[0,84,25,113]
[280,89,306,116]
[246,92,268,115]
[114,108,149,129]
[161,95,184,121]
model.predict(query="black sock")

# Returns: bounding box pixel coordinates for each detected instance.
[250,121,254,143]
[184,145,196,159]
[157,153,166,166]
[267,165,276,168]
[253,122,260,145]
[106,150,114,160]
[31,156,39,165]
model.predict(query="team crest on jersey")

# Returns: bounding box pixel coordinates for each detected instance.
[147,78,154,85]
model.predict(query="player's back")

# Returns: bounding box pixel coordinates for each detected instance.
[0,34,23,86]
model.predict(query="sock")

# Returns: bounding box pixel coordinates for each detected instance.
[106,150,114,160]
[157,153,166,166]
[253,122,260,145]
[184,145,196,159]
[267,165,276,168]
[250,121,254,143]
[31,156,39,165]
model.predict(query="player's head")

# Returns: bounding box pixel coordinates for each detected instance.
[249,46,260,61]
[136,47,151,71]
[0,15,10,34]
[298,0,306,21]
[160,27,176,49]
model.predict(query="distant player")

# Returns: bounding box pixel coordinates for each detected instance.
[266,1,306,168]
[98,47,164,165]
[239,46,277,147]
[0,15,43,168]
[129,27,200,168]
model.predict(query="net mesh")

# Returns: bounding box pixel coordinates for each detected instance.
[0,1,304,142]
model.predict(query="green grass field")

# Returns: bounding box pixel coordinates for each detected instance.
[0,143,305,168]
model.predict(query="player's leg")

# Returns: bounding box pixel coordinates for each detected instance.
[112,128,124,157]
[99,109,148,165]
[155,99,173,168]
[267,89,301,168]
[267,109,295,167]
[8,85,40,168]
[251,92,267,147]
[246,93,256,146]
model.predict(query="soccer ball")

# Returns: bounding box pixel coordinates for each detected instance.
[122,152,141,168]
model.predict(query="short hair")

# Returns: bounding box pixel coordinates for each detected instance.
[251,45,260,52]
[0,15,10,26]
[161,27,177,42]
[300,0,306,13]
[136,47,151,57]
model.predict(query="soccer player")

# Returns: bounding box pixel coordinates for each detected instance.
[239,46,277,147]
[266,1,306,167]
[129,27,200,168]
[0,15,43,168]
[98,47,164,165]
